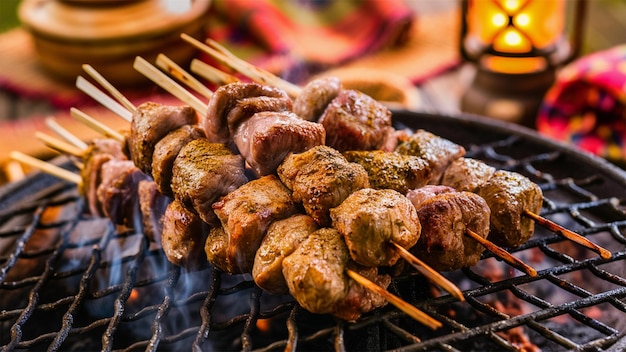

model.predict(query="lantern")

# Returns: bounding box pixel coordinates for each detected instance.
[459,0,586,127]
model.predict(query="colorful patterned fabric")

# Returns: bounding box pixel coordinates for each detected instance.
[537,45,626,165]
[203,0,415,84]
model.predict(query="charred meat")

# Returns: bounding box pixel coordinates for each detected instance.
[331,188,421,267]
[233,111,325,177]
[171,138,248,226]
[282,228,389,322]
[213,175,298,273]
[477,170,543,247]
[128,102,197,175]
[253,214,319,294]
[277,145,370,227]
[138,180,171,244]
[151,124,207,197]
[407,186,490,271]
[343,150,432,193]
[395,129,466,184]
[293,76,342,121]
[319,89,393,152]
[204,82,292,143]
[161,199,209,271]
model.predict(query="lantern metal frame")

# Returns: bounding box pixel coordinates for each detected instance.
[459,0,588,127]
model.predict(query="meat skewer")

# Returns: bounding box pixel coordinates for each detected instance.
[74,59,507,296]
[183,33,610,258]
[11,138,443,329]
[44,66,446,326]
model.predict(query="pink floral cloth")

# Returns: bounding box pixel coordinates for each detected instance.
[537,45,626,165]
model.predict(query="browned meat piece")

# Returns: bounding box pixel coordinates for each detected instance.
[233,111,326,177]
[128,102,197,175]
[293,76,342,121]
[80,138,129,216]
[282,228,389,322]
[395,129,466,184]
[476,170,543,248]
[226,95,293,133]
[171,138,248,226]
[204,226,231,272]
[96,159,150,228]
[441,157,496,192]
[404,185,453,207]
[81,152,114,217]
[407,186,490,271]
[204,82,291,143]
[277,145,370,227]
[213,175,298,273]
[334,263,390,322]
[253,214,319,294]
[85,138,128,161]
[138,180,171,244]
[343,150,432,193]
[161,200,209,271]
[318,89,393,152]
[331,188,421,267]
[151,124,206,197]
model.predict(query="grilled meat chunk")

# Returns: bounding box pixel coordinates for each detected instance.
[395,129,466,184]
[81,152,114,217]
[477,170,543,247]
[233,111,326,176]
[282,228,389,322]
[331,188,421,267]
[253,214,319,294]
[277,145,370,227]
[293,76,342,121]
[407,186,490,271]
[441,157,496,192]
[343,150,432,193]
[151,124,206,197]
[128,102,197,175]
[80,138,129,216]
[138,180,171,244]
[204,226,231,272]
[226,95,293,133]
[96,159,150,228]
[319,89,393,152]
[204,82,291,143]
[161,200,209,271]
[171,138,248,226]
[213,175,298,273]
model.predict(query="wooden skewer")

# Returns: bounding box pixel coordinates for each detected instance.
[70,108,125,143]
[10,151,82,185]
[523,210,612,259]
[156,54,214,100]
[82,64,137,113]
[465,229,537,277]
[4,161,25,183]
[180,34,301,98]
[76,76,133,122]
[346,269,442,330]
[133,56,208,116]
[190,59,240,86]
[35,131,86,158]
[45,117,89,150]
[389,241,465,301]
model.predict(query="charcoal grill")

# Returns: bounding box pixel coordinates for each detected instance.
[1,111,626,351]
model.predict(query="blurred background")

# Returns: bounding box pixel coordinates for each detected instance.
[0,0,625,184]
